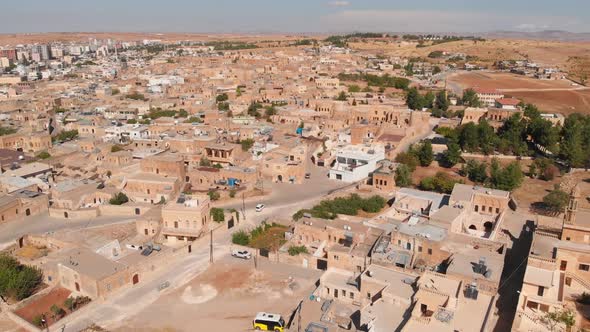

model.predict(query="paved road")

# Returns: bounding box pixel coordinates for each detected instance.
[0,214,136,249]
[216,164,353,223]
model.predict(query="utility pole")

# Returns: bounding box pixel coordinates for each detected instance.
[242,192,246,220]
[209,229,213,263]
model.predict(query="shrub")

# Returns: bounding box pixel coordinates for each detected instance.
[210,208,225,222]
[50,304,65,320]
[395,164,412,187]
[111,145,124,153]
[232,230,250,246]
[292,194,386,220]
[419,172,461,194]
[288,246,309,256]
[229,189,237,198]
[64,297,75,311]
[199,157,212,167]
[32,315,44,327]
[207,190,220,201]
[109,192,129,205]
[36,151,51,159]
[240,138,255,151]
[53,130,79,143]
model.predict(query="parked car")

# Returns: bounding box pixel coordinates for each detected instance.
[255,204,265,212]
[232,250,252,259]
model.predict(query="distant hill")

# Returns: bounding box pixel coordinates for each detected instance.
[481,30,590,42]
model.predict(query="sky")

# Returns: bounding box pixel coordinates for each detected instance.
[1,0,589,34]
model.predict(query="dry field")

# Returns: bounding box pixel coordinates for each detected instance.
[115,257,321,332]
[448,71,590,115]
[448,72,573,91]
[508,89,590,116]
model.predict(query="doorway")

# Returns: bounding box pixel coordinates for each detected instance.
[132,274,139,284]
[75,282,80,292]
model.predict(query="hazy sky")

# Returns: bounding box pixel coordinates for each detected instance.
[1,0,589,34]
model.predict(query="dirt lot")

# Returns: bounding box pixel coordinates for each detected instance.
[0,312,25,332]
[14,287,71,327]
[115,256,322,332]
[512,177,562,213]
[509,89,590,116]
[448,72,574,91]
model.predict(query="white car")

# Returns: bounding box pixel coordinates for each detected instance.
[255,204,265,212]
[232,250,252,259]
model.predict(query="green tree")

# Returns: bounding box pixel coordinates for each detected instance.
[418,141,434,167]
[440,142,462,168]
[348,85,361,93]
[489,159,524,191]
[215,93,229,102]
[335,91,348,101]
[109,192,129,205]
[406,87,423,110]
[111,145,124,153]
[459,122,480,152]
[199,157,212,167]
[210,208,225,222]
[465,160,487,183]
[477,119,496,155]
[231,230,250,246]
[461,88,481,107]
[543,186,570,215]
[288,246,309,256]
[434,90,449,112]
[207,190,220,201]
[394,164,412,187]
[395,151,419,171]
[240,138,255,151]
[36,151,51,159]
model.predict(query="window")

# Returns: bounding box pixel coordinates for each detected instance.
[333,255,339,261]
[326,287,330,295]
[565,277,572,286]
[428,248,433,255]
[579,264,590,272]
[475,205,478,212]
[367,292,371,299]
[418,246,423,252]
[350,292,354,299]
[537,286,545,297]
[342,290,346,297]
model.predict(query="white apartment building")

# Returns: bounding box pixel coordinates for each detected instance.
[329,144,385,182]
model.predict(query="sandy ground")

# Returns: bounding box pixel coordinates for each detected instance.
[114,256,322,332]
[0,311,25,332]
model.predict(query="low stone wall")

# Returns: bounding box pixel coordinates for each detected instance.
[98,204,146,217]
[4,309,41,332]
[48,208,98,219]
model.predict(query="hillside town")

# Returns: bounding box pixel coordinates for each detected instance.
[0,32,589,332]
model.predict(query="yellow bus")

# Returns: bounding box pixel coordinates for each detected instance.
[253,312,285,331]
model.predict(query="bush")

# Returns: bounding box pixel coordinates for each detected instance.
[32,315,44,327]
[208,190,220,201]
[420,172,461,194]
[210,208,225,223]
[199,157,212,167]
[36,151,51,159]
[288,246,309,256]
[53,130,79,143]
[395,164,412,187]
[232,230,250,246]
[240,139,255,151]
[50,304,65,320]
[229,189,237,198]
[293,194,386,220]
[126,92,147,101]
[109,192,129,205]
[111,145,124,153]
[64,297,75,311]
